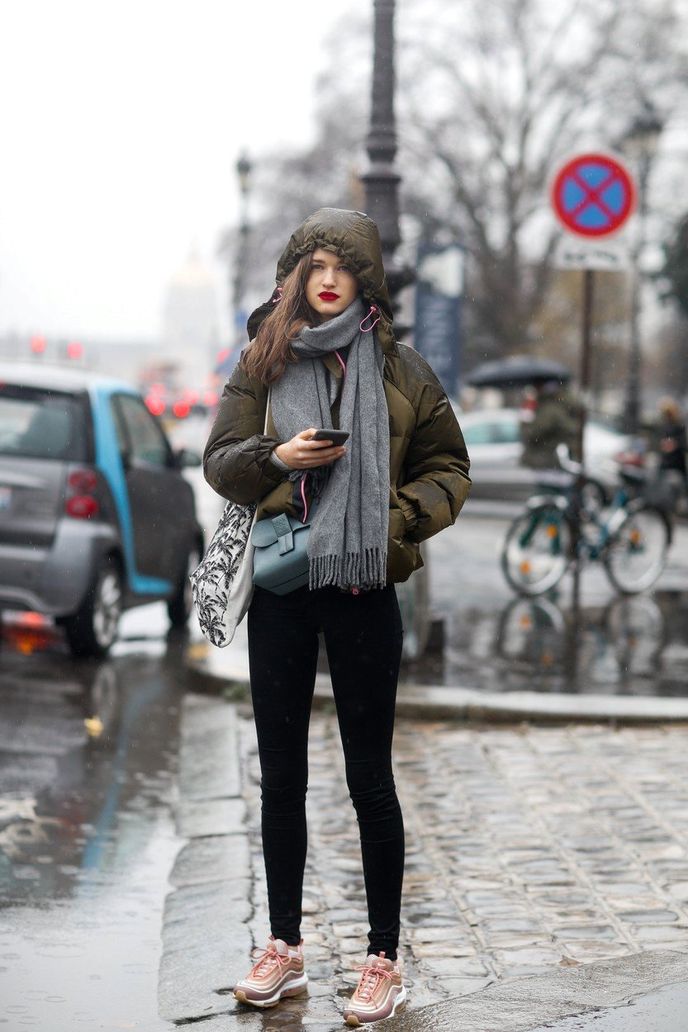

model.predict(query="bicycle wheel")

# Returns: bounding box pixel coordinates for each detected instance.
[501,503,572,595]
[603,504,671,594]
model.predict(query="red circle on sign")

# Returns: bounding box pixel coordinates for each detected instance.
[551,153,636,238]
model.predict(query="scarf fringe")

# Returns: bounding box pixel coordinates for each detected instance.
[309,548,388,591]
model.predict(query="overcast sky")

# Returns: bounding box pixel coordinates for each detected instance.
[0,0,367,341]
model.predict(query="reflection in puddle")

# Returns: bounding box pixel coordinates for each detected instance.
[0,635,186,1031]
[413,591,688,696]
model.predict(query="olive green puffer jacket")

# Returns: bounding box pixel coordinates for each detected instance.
[203,208,471,584]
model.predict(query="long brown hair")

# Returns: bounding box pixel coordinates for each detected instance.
[242,252,318,384]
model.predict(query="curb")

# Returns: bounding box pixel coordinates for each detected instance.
[184,649,688,724]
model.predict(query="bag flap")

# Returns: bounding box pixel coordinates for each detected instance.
[252,512,311,548]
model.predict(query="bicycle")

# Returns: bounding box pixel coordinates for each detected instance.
[501,446,672,596]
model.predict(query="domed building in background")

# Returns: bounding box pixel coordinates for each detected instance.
[157,247,219,395]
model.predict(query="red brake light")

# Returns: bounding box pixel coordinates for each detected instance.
[172,400,190,419]
[66,495,99,518]
[145,395,166,416]
[65,467,100,519]
[68,469,98,493]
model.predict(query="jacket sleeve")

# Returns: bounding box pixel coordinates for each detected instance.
[203,361,286,504]
[397,374,471,544]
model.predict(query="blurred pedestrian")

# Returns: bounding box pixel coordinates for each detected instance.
[204,208,471,1024]
[656,396,687,511]
[520,379,580,470]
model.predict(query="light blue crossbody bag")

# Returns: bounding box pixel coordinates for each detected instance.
[251,506,314,595]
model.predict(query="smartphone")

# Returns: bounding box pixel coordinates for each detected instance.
[312,428,350,446]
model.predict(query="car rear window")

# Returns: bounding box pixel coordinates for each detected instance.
[463,417,521,446]
[0,386,88,461]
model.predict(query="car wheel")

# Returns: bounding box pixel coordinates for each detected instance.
[62,557,123,658]
[167,545,200,627]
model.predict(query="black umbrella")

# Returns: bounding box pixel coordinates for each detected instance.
[466,356,572,389]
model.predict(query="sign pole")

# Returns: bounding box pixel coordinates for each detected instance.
[571,267,594,602]
[577,268,595,466]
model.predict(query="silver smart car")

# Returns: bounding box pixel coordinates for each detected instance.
[0,363,203,656]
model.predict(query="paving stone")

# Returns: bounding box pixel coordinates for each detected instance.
[551,925,619,940]
[413,944,485,962]
[484,932,556,948]
[433,975,494,996]
[175,796,246,838]
[616,908,681,924]
[170,833,250,887]
[492,946,566,971]
[407,925,475,945]
[562,941,633,962]
[632,924,688,943]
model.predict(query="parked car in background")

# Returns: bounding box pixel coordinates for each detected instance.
[0,364,204,656]
[458,407,632,502]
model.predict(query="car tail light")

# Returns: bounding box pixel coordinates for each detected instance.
[68,469,98,493]
[146,394,166,416]
[65,466,100,520]
[172,400,191,419]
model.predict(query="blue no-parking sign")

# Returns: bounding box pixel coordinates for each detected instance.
[551,153,636,238]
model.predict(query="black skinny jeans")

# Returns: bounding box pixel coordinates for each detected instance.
[247,583,405,959]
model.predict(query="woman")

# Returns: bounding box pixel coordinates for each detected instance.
[204,208,470,1026]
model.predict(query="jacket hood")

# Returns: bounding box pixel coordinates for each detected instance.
[247,208,396,353]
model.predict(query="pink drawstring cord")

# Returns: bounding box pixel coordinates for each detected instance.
[360,304,380,332]
[334,349,347,377]
[300,472,309,523]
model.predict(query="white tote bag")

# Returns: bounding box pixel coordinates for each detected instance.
[190,394,270,647]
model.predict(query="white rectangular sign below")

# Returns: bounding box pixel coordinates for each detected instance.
[554,236,630,272]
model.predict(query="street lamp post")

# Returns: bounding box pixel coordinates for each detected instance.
[360,0,413,296]
[232,152,253,342]
[361,0,427,661]
[621,102,663,434]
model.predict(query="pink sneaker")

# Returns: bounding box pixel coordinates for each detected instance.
[343,952,406,1026]
[234,936,308,1008]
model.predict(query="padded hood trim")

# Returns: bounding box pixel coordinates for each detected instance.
[247,208,396,354]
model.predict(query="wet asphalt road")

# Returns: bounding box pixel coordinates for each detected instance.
[0,607,189,1031]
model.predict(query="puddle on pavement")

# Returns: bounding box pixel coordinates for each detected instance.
[408,589,688,697]
[530,980,688,1031]
[0,617,188,1031]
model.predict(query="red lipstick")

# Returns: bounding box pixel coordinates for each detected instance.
[318,291,340,301]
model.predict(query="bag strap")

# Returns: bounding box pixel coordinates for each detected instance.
[264,387,271,435]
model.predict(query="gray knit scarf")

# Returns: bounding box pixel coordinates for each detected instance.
[270,297,390,591]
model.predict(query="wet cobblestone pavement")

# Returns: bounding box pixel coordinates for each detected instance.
[229,711,688,1027]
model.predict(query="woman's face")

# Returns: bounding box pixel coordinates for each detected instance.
[305,248,358,321]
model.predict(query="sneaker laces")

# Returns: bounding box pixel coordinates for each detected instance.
[354,959,395,1002]
[248,942,291,978]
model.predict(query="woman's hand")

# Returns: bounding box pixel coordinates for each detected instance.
[274,429,347,470]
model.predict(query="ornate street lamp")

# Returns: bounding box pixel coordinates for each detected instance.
[360,0,414,297]
[620,101,663,434]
